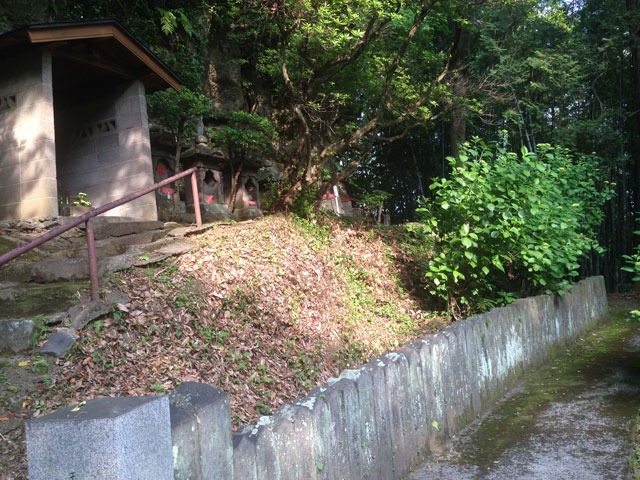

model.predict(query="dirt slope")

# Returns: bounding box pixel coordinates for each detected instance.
[1,214,445,478]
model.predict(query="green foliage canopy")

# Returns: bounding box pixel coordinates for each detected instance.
[208,111,277,157]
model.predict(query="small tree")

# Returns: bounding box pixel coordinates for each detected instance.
[208,110,276,212]
[361,190,391,225]
[147,87,211,216]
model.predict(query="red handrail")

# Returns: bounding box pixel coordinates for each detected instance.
[0,166,203,300]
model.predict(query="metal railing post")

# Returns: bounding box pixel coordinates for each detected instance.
[191,170,202,227]
[0,166,206,297]
[86,217,100,301]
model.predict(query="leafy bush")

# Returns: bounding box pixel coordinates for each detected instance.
[417,137,614,316]
[623,241,640,283]
[622,228,640,321]
[290,185,321,219]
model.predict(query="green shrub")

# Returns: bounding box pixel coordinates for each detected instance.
[417,136,614,316]
[622,227,640,321]
[290,185,321,219]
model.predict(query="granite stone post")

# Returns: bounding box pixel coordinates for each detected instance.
[311,385,351,480]
[325,374,366,479]
[270,403,316,480]
[379,352,411,477]
[26,396,173,480]
[339,367,379,478]
[253,416,280,479]
[418,336,449,452]
[397,343,429,462]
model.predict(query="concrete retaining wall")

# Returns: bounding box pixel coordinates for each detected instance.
[227,276,607,480]
[26,276,608,479]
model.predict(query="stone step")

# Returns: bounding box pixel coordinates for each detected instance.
[167,222,216,238]
[47,229,168,259]
[2,218,168,262]
[93,220,164,240]
[1,288,130,356]
[0,238,196,283]
[0,281,87,320]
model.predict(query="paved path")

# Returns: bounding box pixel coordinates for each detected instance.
[409,312,640,479]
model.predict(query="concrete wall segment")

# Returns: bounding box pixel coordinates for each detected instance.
[0,47,57,219]
[326,374,367,479]
[169,382,233,480]
[378,352,411,476]
[457,321,483,416]
[55,80,157,220]
[312,384,351,479]
[232,425,257,480]
[364,358,395,480]
[26,277,609,480]
[253,415,280,479]
[397,344,429,461]
[405,339,439,446]
[345,366,379,478]
[416,335,449,450]
[270,403,316,480]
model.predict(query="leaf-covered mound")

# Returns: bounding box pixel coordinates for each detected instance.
[65,215,442,423]
[2,214,441,477]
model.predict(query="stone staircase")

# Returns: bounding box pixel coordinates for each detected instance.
[0,216,208,358]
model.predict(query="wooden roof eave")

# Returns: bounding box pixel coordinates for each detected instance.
[26,23,181,92]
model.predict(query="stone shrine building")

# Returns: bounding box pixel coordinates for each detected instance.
[0,20,180,221]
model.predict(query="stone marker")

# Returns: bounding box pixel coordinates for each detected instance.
[169,381,233,480]
[68,299,112,330]
[26,396,173,480]
[39,328,78,358]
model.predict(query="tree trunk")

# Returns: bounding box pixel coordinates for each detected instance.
[448,22,471,158]
[449,101,466,158]
[627,0,640,237]
[172,142,182,219]
[228,161,244,213]
[410,142,426,197]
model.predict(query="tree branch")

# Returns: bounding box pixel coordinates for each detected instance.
[383,0,443,109]
[310,13,390,88]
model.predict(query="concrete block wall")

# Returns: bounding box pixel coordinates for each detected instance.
[228,276,607,480]
[55,80,157,220]
[26,277,608,479]
[0,47,57,220]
